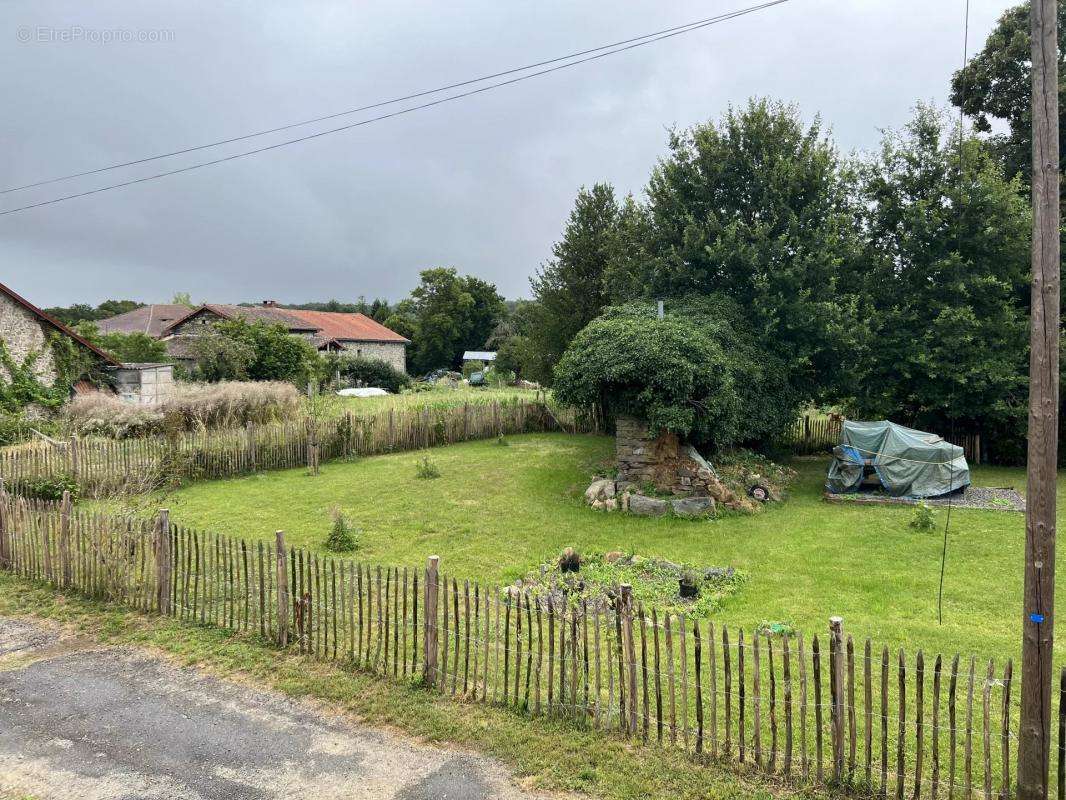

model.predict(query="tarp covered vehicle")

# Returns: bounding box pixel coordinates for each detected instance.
[825,420,970,498]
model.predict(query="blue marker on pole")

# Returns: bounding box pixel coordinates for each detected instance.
[1030,613,1045,624]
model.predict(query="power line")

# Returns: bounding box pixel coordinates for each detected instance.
[0,0,790,217]
[937,0,971,628]
[1,2,788,196]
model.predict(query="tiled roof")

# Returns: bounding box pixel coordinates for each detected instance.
[155,304,408,345]
[160,304,318,335]
[97,304,191,337]
[284,309,410,344]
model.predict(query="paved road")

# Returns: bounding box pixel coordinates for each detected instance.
[0,617,546,800]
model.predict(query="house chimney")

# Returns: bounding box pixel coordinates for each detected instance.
[262,300,277,308]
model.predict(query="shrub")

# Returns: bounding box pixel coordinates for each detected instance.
[910,501,936,532]
[332,356,411,393]
[485,366,515,387]
[192,319,317,385]
[324,505,358,551]
[0,412,64,446]
[462,360,485,380]
[553,309,740,446]
[11,472,79,501]
[415,456,441,479]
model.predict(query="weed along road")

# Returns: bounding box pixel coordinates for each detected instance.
[0,618,548,800]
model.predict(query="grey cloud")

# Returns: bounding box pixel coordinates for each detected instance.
[1,0,1010,306]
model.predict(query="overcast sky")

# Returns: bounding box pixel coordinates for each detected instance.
[1,0,1011,307]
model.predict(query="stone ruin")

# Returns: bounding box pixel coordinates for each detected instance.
[585,415,757,517]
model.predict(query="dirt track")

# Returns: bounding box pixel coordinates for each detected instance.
[0,617,546,800]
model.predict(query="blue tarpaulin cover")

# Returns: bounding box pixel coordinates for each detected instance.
[825,420,970,498]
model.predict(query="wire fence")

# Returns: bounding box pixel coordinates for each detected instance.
[0,398,596,497]
[0,490,1045,799]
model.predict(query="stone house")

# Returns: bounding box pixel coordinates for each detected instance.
[0,281,177,407]
[99,301,410,373]
[0,280,121,393]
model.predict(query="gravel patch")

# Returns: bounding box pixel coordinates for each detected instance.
[825,485,1025,512]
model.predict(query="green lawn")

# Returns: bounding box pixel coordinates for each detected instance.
[152,432,1042,665]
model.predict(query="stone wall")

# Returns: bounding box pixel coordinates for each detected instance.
[338,340,406,373]
[614,415,718,497]
[0,291,57,385]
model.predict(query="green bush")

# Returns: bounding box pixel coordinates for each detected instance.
[0,413,64,446]
[324,505,358,551]
[485,366,515,387]
[910,501,936,532]
[415,456,441,479]
[332,356,411,393]
[11,472,79,502]
[553,308,740,446]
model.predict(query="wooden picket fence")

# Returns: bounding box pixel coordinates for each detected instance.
[782,415,844,455]
[781,416,984,464]
[0,489,1043,799]
[0,399,595,497]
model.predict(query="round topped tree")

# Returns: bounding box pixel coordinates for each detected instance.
[554,299,797,500]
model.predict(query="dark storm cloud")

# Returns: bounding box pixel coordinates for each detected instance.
[1,0,1009,306]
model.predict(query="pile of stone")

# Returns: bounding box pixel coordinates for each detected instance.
[586,415,765,517]
[585,479,716,517]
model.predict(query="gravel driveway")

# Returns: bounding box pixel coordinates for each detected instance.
[0,617,548,800]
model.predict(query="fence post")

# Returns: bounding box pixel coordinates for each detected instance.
[0,477,8,570]
[155,509,172,615]
[275,531,289,647]
[829,616,846,782]
[621,583,638,737]
[68,434,79,482]
[59,489,72,588]
[424,555,440,686]
[245,421,257,471]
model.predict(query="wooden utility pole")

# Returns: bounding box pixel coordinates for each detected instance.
[1018,2,1060,798]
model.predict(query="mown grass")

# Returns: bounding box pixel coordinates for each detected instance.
[0,574,796,800]
[146,432,1046,667]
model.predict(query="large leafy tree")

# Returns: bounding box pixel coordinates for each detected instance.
[523,183,621,383]
[614,99,862,403]
[950,1,1066,188]
[852,106,1031,461]
[400,268,505,374]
